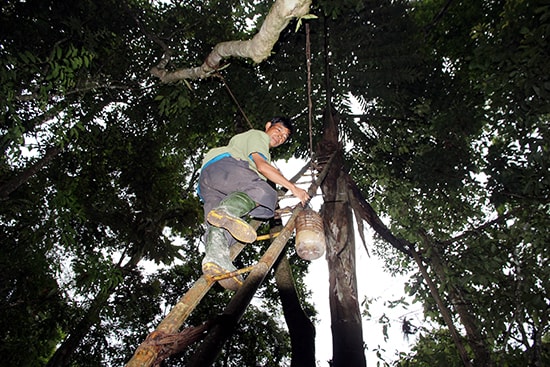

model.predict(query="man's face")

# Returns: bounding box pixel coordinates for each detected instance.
[265,122,290,148]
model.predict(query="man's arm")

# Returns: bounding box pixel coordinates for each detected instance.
[251,153,310,204]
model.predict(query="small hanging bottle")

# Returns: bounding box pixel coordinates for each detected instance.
[295,208,326,260]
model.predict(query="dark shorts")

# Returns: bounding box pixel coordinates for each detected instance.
[198,157,278,219]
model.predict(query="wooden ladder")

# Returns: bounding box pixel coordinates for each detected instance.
[126,153,334,367]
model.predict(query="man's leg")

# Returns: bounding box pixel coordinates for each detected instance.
[206,191,257,243]
[197,158,278,290]
[201,226,243,291]
[198,159,253,290]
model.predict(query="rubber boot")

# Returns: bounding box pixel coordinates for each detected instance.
[207,191,257,243]
[202,226,243,291]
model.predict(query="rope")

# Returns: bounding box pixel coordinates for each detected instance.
[305,23,314,159]
[215,73,254,129]
[144,323,209,367]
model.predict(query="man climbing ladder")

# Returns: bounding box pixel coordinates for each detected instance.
[198,117,310,290]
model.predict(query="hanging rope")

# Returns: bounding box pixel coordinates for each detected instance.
[305,23,314,159]
[213,25,315,143]
[215,72,254,130]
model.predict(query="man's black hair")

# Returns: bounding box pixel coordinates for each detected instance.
[271,116,294,136]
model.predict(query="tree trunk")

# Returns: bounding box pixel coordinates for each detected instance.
[420,233,493,367]
[47,254,141,367]
[346,167,478,366]
[46,281,117,367]
[318,109,366,367]
[274,253,316,367]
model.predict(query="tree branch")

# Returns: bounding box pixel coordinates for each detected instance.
[345,173,412,257]
[439,213,511,246]
[0,145,61,200]
[424,0,455,33]
[150,0,312,82]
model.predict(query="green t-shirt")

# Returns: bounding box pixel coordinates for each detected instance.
[202,129,271,179]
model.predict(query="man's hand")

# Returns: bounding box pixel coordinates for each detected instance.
[290,185,310,205]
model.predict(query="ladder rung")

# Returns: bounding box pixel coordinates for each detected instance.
[208,265,255,281]
[256,232,281,241]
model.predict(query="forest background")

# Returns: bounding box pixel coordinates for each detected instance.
[1,0,549,366]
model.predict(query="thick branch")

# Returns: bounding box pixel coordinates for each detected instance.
[346,173,412,257]
[0,146,61,200]
[150,0,312,82]
[408,243,473,367]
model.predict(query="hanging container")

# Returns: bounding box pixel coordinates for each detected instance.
[295,208,326,260]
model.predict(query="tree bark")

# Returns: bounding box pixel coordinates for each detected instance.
[346,176,411,257]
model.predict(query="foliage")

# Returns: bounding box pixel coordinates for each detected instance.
[323,0,550,365]
[2,0,549,366]
[394,329,470,367]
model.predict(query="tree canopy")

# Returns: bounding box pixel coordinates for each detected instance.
[1,0,549,366]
